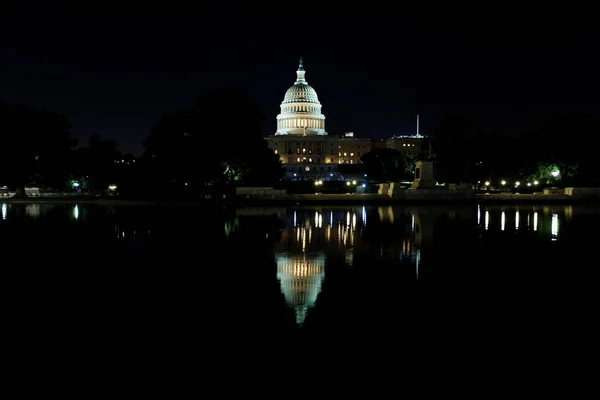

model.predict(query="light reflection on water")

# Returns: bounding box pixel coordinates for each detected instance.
[0,202,593,332]
[475,205,569,239]
[236,204,578,325]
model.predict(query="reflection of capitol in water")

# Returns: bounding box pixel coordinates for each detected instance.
[272,208,367,325]
[276,252,325,326]
[277,208,367,266]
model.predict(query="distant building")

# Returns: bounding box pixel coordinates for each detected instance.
[266,58,371,180]
[370,138,387,151]
[386,133,430,159]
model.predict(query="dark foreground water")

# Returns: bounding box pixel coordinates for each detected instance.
[2,202,599,377]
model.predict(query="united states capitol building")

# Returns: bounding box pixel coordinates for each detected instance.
[266,58,425,181]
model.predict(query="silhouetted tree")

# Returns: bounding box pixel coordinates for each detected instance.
[0,102,76,195]
[521,113,600,186]
[360,148,410,182]
[431,116,481,183]
[72,134,122,192]
[142,88,282,195]
[474,129,519,182]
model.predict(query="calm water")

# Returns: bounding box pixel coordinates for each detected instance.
[2,202,599,363]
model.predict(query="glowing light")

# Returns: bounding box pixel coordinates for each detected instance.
[534,180,539,185]
[362,206,366,225]
[1,203,6,220]
[533,212,538,231]
[301,227,307,251]
[485,211,489,230]
[527,182,531,187]
[551,170,560,177]
[551,214,559,240]
[73,205,79,220]
[477,205,481,225]
[501,211,505,231]
[484,181,490,186]
[515,210,520,230]
[501,180,506,185]
[515,181,520,187]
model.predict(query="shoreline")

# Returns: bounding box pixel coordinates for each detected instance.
[2,194,598,206]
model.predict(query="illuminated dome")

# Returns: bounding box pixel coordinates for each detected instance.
[282,83,320,104]
[276,251,325,326]
[275,57,327,136]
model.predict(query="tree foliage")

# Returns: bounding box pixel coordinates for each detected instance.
[431,116,519,184]
[0,102,75,190]
[430,116,480,183]
[520,113,600,186]
[360,148,410,182]
[142,88,282,192]
[72,134,122,191]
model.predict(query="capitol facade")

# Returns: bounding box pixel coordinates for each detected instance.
[266,58,372,181]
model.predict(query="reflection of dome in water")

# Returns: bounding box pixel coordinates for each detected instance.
[276,252,325,325]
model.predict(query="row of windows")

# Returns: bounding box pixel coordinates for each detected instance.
[286,166,334,173]
[271,142,369,149]
[278,118,324,129]
[281,104,319,113]
[286,157,358,164]
[279,149,364,156]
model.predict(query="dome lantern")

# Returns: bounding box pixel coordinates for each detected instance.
[296,56,306,83]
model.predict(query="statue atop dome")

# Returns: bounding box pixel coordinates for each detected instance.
[295,56,307,84]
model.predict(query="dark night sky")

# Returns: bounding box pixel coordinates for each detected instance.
[1,2,598,155]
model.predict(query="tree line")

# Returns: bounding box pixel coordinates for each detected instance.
[0,89,282,198]
[2,90,599,198]
[360,113,600,188]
